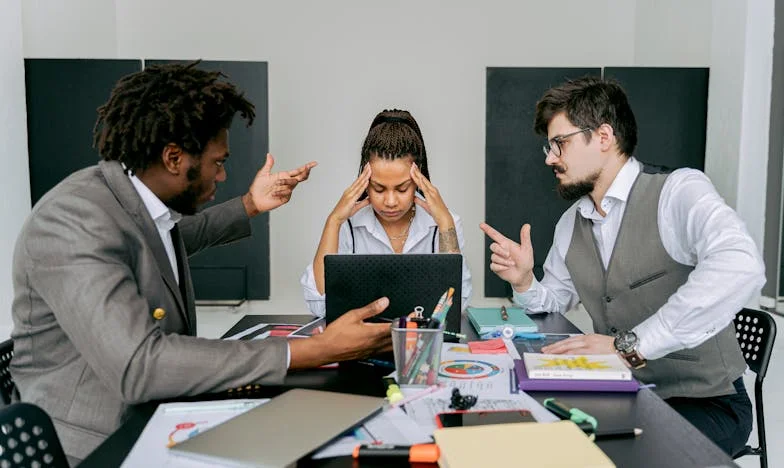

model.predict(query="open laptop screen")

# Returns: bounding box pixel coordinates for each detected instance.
[324,253,462,335]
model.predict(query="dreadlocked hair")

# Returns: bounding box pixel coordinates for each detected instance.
[359,109,430,179]
[93,61,255,174]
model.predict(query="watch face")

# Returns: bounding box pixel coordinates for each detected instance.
[615,331,638,353]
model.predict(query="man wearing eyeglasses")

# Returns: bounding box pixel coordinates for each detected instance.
[481,77,763,456]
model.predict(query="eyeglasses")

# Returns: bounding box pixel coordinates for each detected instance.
[542,128,591,158]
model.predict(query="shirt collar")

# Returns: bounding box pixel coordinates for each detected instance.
[127,173,183,230]
[577,157,640,218]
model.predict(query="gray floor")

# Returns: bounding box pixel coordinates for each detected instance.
[196,300,784,468]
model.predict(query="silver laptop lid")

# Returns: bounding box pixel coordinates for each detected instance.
[170,388,383,467]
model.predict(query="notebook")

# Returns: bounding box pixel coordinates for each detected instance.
[515,359,640,392]
[433,420,615,468]
[522,353,632,381]
[466,306,538,335]
[169,389,383,467]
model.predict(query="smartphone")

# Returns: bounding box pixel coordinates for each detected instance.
[435,409,536,428]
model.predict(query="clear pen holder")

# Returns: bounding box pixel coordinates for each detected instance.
[391,326,444,386]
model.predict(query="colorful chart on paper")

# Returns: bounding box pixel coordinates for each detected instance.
[438,360,502,379]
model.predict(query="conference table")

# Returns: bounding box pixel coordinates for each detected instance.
[79,312,738,467]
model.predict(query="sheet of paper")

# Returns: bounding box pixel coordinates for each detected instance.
[437,343,519,396]
[121,399,268,468]
[311,406,432,459]
[223,323,268,340]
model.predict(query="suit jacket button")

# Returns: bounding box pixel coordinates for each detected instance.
[153,308,166,320]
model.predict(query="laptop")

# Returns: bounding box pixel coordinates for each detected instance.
[324,253,463,336]
[169,389,383,467]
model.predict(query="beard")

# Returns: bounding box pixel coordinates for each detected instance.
[554,166,600,201]
[167,165,203,215]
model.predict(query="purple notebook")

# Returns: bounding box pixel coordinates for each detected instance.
[514,359,640,392]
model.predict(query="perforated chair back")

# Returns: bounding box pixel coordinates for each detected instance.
[0,402,69,468]
[735,309,776,379]
[0,339,17,406]
[733,308,777,468]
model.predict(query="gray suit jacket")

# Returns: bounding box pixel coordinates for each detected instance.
[10,161,288,460]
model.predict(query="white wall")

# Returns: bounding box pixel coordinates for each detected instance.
[22,0,770,311]
[705,0,774,304]
[0,0,31,338]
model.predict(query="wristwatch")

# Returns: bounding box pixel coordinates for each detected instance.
[613,330,647,369]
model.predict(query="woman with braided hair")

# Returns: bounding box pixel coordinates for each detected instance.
[301,109,472,317]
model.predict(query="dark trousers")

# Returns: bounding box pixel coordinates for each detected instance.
[665,378,752,456]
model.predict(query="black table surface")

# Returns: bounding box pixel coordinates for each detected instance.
[79,312,737,468]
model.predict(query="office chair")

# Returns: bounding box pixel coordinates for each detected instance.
[0,339,18,406]
[0,402,69,467]
[733,308,777,468]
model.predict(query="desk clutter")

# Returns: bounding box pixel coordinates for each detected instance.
[123,303,645,467]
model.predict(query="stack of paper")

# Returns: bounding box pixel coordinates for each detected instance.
[433,420,615,467]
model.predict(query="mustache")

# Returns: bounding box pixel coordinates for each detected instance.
[553,165,566,174]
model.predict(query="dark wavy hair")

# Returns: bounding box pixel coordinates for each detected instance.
[93,61,255,174]
[534,76,637,157]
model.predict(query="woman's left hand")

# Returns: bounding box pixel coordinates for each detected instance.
[410,163,454,230]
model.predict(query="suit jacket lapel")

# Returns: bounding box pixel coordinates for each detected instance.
[99,161,190,328]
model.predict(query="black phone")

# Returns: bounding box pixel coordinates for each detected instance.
[435,409,536,428]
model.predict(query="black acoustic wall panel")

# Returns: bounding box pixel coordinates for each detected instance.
[25,59,142,206]
[603,67,709,171]
[485,68,600,298]
[146,60,270,301]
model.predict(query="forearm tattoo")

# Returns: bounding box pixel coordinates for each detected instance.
[438,227,460,253]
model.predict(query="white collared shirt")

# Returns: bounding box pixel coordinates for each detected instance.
[128,174,183,283]
[127,173,292,368]
[512,157,765,360]
[301,203,473,317]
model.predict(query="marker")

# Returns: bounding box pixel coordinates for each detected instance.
[543,398,598,431]
[390,384,445,408]
[353,444,440,463]
[594,428,643,440]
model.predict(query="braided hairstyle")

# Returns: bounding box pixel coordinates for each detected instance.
[358,109,430,200]
[93,61,255,174]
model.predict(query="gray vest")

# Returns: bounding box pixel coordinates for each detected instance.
[564,165,746,399]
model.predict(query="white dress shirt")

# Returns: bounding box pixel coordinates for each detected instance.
[301,203,473,317]
[512,157,765,360]
[128,174,182,283]
[128,174,292,368]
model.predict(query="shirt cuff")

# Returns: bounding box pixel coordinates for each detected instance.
[511,277,540,309]
[633,317,684,360]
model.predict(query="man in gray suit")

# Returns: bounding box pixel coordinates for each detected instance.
[10,62,393,462]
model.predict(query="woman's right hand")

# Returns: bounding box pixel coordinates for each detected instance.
[329,163,371,223]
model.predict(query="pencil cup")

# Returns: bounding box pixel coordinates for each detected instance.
[391,326,444,386]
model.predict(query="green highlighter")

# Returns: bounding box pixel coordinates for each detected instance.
[543,398,598,433]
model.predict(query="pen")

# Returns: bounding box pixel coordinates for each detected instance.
[164,400,261,414]
[594,428,643,440]
[500,305,509,321]
[353,443,440,463]
[390,384,445,408]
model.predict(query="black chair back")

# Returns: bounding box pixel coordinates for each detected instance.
[0,339,17,406]
[0,402,69,467]
[733,308,777,468]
